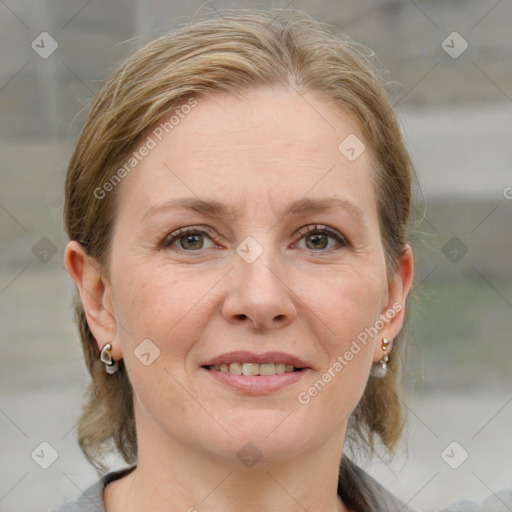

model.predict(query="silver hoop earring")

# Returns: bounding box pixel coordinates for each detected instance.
[100,343,119,374]
[371,337,391,378]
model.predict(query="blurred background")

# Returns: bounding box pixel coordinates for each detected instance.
[0,1,511,511]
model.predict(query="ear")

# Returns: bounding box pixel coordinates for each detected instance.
[64,240,121,360]
[373,244,414,363]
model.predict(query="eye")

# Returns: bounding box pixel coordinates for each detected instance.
[161,226,217,251]
[295,225,348,251]
[160,224,347,252]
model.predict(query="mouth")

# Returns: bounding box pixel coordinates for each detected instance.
[200,351,310,395]
[203,362,304,376]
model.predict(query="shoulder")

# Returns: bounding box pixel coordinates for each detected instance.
[439,488,512,512]
[339,458,512,512]
[339,457,418,512]
[48,467,136,512]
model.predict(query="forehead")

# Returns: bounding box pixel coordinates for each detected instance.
[115,87,378,222]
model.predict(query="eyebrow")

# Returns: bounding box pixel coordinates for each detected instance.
[143,196,365,223]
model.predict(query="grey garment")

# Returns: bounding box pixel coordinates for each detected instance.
[338,457,417,511]
[439,488,512,512]
[48,467,135,512]
[48,461,511,512]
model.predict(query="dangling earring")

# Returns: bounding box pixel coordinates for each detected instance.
[371,337,391,378]
[100,343,119,374]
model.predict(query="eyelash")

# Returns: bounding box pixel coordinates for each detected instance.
[295,224,348,250]
[160,224,348,252]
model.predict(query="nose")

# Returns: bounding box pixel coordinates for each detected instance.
[221,252,298,331]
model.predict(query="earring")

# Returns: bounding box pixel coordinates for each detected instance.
[371,337,391,378]
[100,343,119,374]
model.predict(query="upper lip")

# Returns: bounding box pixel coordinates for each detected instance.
[201,351,310,369]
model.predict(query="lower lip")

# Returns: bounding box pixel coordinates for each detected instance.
[201,367,309,395]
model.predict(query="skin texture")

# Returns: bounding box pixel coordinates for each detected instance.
[65,87,414,512]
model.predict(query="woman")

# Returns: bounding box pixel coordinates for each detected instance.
[58,9,420,511]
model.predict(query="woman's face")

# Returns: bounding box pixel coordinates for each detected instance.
[93,88,412,464]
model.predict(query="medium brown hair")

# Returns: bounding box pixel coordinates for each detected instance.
[64,9,413,471]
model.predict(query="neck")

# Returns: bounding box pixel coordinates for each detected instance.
[104,411,348,512]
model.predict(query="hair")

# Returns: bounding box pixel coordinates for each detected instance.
[64,9,414,472]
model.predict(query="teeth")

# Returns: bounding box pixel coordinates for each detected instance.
[229,362,242,375]
[259,363,275,376]
[242,363,259,376]
[208,362,299,375]
[275,363,286,374]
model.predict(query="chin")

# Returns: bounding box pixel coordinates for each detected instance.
[206,434,309,468]
[208,416,315,463]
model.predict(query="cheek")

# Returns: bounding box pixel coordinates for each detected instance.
[302,265,385,344]
[111,262,220,356]
[304,268,384,392]
[110,265,218,430]
[297,279,380,426]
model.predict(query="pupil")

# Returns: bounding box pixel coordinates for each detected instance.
[181,234,203,250]
[306,233,327,250]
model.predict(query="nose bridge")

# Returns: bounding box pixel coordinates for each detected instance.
[234,226,283,287]
[222,237,296,329]
[241,249,285,296]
